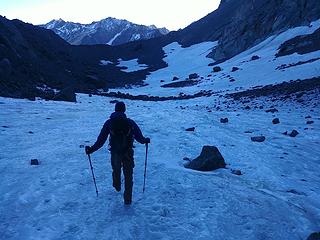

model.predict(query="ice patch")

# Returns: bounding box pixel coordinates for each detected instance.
[99,60,113,65]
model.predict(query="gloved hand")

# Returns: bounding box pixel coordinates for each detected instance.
[144,137,150,144]
[85,146,93,155]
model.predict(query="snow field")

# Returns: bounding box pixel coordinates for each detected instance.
[0,93,319,239]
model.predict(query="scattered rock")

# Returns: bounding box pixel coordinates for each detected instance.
[231,169,242,175]
[244,130,253,133]
[28,131,34,134]
[307,232,320,240]
[307,121,314,124]
[220,118,229,123]
[183,157,191,161]
[266,108,278,113]
[272,118,280,124]
[286,189,305,195]
[184,146,226,171]
[186,127,195,132]
[244,106,251,110]
[305,115,312,119]
[46,117,52,120]
[2,126,9,128]
[251,136,266,142]
[31,159,39,165]
[189,73,199,79]
[89,94,92,97]
[79,145,84,148]
[160,80,165,83]
[213,66,222,72]
[208,63,215,66]
[172,76,179,81]
[251,55,260,60]
[232,67,240,72]
[282,131,288,135]
[289,130,299,137]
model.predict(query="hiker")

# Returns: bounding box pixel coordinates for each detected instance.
[85,101,150,205]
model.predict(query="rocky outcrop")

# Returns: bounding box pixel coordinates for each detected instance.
[184,146,226,171]
[179,0,320,61]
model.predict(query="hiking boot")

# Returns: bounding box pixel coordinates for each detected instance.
[114,185,121,192]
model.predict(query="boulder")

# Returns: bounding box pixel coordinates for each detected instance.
[266,108,278,113]
[220,118,229,123]
[213,66,222,72]
[307,121,314,124]
[186,127,195,132]
[189,73,199,79]
[31,159,39,165]
[289,130,299,137]
[232,67,240,72]
[251,136,266,142]
[231,169,242,175]
[307,232,320,240]
[272,118,280,124]
[184,146,226,171]
[251,55,260,60]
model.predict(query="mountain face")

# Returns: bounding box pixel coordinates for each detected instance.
[40,18,169,45]
[177,0,320,61]
[1,0,319,102]
[0,16,167,101]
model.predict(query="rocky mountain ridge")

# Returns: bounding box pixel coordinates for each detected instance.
[40,17,169,45]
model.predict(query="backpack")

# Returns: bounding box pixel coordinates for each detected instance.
[109,118,132,153]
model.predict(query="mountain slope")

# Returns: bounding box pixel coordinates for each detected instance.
[0,16,168,101]
[177,0,320,61]
[1,0,320,102]
[40,18,169,46]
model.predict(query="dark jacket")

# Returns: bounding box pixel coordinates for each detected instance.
[91,112,146,153]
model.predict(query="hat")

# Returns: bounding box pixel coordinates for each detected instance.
[115,101,126,112]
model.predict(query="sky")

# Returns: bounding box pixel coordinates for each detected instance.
[0,0,221,30]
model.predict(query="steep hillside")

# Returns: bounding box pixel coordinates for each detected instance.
[177,0,320,61]
[0,17,167,101]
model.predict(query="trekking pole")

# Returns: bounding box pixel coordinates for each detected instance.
[87,154,99,197]
[143,143,149,193]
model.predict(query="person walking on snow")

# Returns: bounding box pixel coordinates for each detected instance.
[85,101,150,205]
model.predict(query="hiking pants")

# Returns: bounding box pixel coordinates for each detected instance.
[111,149,134,202]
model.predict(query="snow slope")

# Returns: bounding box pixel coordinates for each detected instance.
[118,20,320,97]
[1,20,320,240]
